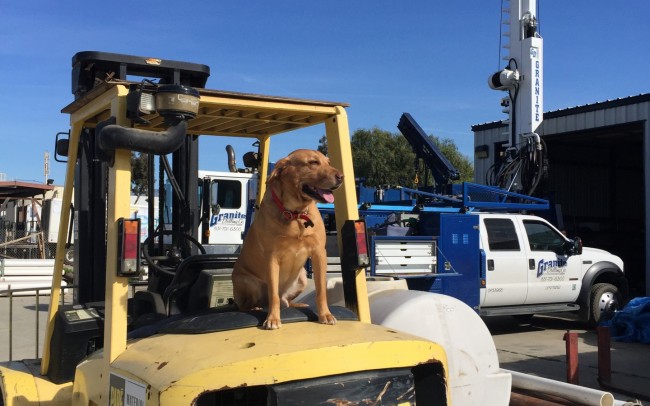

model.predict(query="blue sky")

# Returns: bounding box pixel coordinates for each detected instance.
[1,1,648,185]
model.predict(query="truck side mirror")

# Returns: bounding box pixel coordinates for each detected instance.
[54,131,70,163]
[573,237,583,255]
[564,237,583,256]
[210,181,220,215]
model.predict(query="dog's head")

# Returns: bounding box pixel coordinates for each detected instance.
[267,149,344,204]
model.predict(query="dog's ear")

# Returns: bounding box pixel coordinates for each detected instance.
[267,157,289,185]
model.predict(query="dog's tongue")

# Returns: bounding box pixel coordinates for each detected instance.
[319,189,335,203]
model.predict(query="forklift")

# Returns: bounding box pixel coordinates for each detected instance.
[0,51,450,405]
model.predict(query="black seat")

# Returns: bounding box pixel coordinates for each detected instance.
[163,254,238,314]
[131,253,237,326]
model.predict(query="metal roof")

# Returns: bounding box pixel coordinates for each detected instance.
[471,93,650,132]
[0,181,54,199]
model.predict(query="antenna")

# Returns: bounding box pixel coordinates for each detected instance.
[44,151,50,183]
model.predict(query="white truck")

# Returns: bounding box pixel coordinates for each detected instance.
[369,196,628,325]
[198,169,257,254]
[477,213,625,322]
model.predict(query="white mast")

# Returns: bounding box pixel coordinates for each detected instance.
[488,0,545,194]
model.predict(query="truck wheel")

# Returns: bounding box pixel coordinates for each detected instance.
[590,283,621,325]
[64,247,75,265]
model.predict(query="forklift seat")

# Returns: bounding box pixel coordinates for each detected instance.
[163,254,238,314]
[130,254,237,326]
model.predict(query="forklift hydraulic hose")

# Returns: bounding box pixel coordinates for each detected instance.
[98,120,188,155]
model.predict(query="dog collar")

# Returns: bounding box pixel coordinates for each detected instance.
[271,188,314,228]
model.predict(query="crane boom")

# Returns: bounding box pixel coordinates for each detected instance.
[398,113,460,191]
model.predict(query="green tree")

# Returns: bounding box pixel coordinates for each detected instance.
[131,152,149,200]
[317,128,474,188]
[351,127,415,186]
[317,135,328,156]
[427,135,474,184]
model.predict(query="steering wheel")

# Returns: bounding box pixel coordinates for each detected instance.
[142,229,206,276]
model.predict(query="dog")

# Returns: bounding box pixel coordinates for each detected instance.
[232,149,344,329]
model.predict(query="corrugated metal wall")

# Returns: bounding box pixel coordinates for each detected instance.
[473,95,650,295]
[473,125,507,184]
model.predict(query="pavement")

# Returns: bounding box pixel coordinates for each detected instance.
[485,313,650,404]
[0,292,75,362]
[0,295,50,362]
[1,295,649,404]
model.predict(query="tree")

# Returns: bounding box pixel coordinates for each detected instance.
[350,127,416,186]
[131,152,149,201]
[317,135,328,156]
[318,128,473,188]
[427,135,474,184]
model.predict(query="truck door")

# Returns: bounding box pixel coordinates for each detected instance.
[206,177,248,253]
[521,219,582,304]
[481,217,528,306]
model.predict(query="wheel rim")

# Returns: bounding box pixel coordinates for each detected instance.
[65,248,74,264]
[597,290,618,316]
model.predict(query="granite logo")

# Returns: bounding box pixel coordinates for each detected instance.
[537,258,567,278]
[210,212,246,227]
[531,47,542,122]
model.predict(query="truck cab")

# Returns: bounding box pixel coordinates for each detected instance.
[479,213,583,306]
[198,170,257,254]
[477,213,626,322]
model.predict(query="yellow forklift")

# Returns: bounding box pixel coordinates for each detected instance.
[0,52,450,405]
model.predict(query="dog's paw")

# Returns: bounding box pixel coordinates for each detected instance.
[263,317,282,330]
[319,313,337,325]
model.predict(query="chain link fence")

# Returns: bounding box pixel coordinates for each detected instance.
[0,221,57,260]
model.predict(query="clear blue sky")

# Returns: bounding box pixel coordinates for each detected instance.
[1,1,648,185]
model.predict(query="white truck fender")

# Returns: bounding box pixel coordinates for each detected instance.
[576,260,628,322]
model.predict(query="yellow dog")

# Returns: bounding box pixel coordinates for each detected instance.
[232,149,343,329]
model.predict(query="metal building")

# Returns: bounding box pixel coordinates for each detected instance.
[472,93,650,297]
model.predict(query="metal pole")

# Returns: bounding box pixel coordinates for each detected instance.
[597,326,612,385]
[507,369,616,406]
[8,285,12,362]
[35,289,40,358]
[564,330,579,384]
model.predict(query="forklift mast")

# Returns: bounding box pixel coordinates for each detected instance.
[70,52,210,304]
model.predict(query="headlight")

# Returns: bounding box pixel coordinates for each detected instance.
[155,84,200,120]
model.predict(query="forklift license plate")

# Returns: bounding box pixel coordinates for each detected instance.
[110,373,147,406]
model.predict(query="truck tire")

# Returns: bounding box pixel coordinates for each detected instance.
[64,247,74,265]
[590,283,621,325]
